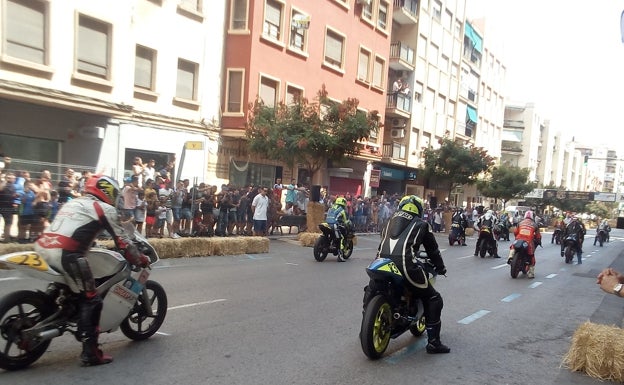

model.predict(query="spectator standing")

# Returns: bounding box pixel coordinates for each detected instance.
[251,187,270,236]
[170,180,185,235]
[58,168,79,205]
[0,172,17,242]
[132,157,145,188]
[285,179,297,210]
[135,191,147,235]
[121,177,140,222]
[77,170,93,195]
[143,159,156,183]
[433,209,443,233]
[179,179,193,235]
[228,187,241,235]
[144,191,158,238]
[273,178,283,207]
[18,180,37,243]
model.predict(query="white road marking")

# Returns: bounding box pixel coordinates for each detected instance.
[458,310,491,324]
[501,293,521,302]
[491,264,508,270]
[168,299,226,311]
[545,274,557,279]
[286,262,298,266]
[528,282,542,289]
[0,277,20,282]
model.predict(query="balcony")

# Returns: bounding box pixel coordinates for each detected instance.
[385,93,411,118]
[389,41,415,71]
[392,0,418,25]
[382,141,407,164]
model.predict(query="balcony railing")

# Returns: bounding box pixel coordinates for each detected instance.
[389,41,415,69]
[382,142,407,160]
[392,0,418,24]
[386,93,412,114]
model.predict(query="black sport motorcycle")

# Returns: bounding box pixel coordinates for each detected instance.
[594,229,607,247]
[494,222,510,241]
[360,252,435,359]
[448,223,465,246]
[551,228,562,244]
[562,233,580,263]
[313,222,354,262]
[476,226,498,258]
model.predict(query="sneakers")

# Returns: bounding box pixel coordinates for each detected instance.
[170,233,181,239]
[426,340,451,354]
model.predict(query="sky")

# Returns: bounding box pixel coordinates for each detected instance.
[465,0,624,148]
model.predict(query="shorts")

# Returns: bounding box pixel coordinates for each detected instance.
[146,216,156,226]
[157,218,165,228]
[121,209,135,220]
[180,207,192,220]
[172,207,181,221]
[0,207,16,225]
[19,214,40,226]
[253,219,267,233]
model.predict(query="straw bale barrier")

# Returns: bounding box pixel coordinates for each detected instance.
[562,321,624,382]
[0,237,269,269]
[298,232,358,248]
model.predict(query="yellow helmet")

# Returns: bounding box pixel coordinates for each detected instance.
[335,197,347,207]
[398,195,424,217]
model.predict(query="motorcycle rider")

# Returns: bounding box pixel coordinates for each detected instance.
[507,211,542,279]
[451,208,468,246]
[325,196,352,262]
[376,195,450,354]
[474,209,500,258]
[594,219,611,245]
[34,175,149,366]
[561,216,586,263]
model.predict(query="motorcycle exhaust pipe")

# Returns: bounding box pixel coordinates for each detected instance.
[37,328,62,341]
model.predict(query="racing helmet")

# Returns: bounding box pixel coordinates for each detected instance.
[524,210,534,220]
[484,210,493,220]
[398,195,424,217]
[335,197,347,208]
[85,175,120,206]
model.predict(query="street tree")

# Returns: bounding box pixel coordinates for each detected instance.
[476,165,536,208]
[245,85,381,182]
[422,136,495,198]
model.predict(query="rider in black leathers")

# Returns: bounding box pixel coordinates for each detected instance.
[451,208,468,246]
[376,195,450,354]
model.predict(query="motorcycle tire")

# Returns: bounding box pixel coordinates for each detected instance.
[120,280,168,341]
[343,238,354,260]
[600,236,604,247]
[479,242,487,258]
[564,246,573,264]
[409,315,427,337]
[313,236,329,262]
[510,255,522,279]
[0,290,54,371]
[360,295,393,360]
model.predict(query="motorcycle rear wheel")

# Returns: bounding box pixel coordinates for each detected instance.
[360,295,392,360]
[313,236,329,262]
[120,280,168,341]
[0,290,54,371]
[479,242,487,258]
[564,246,573,264]
[510,255,522,279]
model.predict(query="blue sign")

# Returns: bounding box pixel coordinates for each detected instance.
[379,167,405,180]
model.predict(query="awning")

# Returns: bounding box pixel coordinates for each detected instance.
[464,22,483,53]
[502,130,522,142]
[466,105,478,123]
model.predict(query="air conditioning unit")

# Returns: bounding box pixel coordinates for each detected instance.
[392,118,406,128]
[391,129,405,138]
[357,0,372,5]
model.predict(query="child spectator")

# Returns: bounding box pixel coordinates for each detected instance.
[135,191,146,236]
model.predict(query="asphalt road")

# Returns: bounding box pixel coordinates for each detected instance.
[0,227,622,385]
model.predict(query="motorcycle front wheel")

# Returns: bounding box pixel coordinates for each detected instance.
[120,280,168,341]
[313,236,329,262]
[0,290,54,371]
[342,238,354,260]
[360,295,392,360]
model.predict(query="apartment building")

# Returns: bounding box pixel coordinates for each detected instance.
[221,0,390,194]
[0,0,225,183]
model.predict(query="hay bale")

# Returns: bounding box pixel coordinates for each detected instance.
[298,232,358,247]
[306,202,325,233]
[562,321,624,382]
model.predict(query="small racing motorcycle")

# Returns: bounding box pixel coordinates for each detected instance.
[0,224,167,370]
[562,233,580,263]
[509,239,541,278]
[494,223,510,241]
[448,223,465,246]
[594,228,608,247]
[313,222,354,262]
[476,226,498,258]
[360,252,436,359]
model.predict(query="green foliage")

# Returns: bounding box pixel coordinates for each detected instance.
[245,85,381,177]
[585,201,611,219]
[422,136,495,194]
[476,165,536,202]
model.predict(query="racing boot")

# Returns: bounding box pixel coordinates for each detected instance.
[527,266,535,279]
[80,337,113,366]
[337,239,346,262]
[425,323,450,354]
[507,249,514,265]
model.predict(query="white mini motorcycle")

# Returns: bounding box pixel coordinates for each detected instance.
[0,224,167,370]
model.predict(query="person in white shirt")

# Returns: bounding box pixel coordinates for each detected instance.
[251,187,270,236]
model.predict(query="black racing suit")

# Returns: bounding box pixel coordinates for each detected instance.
[376,210,447,345]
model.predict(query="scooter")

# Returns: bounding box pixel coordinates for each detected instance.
[0,223,167,370]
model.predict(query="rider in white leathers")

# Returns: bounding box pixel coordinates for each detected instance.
[34,175,148,366]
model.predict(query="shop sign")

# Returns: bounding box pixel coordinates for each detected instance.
[370,169,381,188]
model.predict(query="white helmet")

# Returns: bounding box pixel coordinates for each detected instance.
[524,211,534,220]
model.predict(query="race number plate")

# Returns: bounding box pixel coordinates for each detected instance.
[6,253,50,271]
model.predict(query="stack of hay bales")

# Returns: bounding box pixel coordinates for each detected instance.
[562,321,624,382]
[306,201,325,233]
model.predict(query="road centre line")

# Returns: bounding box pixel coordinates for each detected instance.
[501,293,521,302]
[545,273,557,278]
[383,338,428,364]
[458,310,491,324]
[491,264,508,270]
[168,299,226,311]
[528,282,542,289]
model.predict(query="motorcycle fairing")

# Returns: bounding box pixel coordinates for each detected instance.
[0,251,66,284]
[366,258,404,286]
[512,240,529,251]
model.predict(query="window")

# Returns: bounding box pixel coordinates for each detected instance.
[230,0,248,30]
[226,69,244,113]
[134,45,156,91]
[179,0,201,12]
[361,2,373,22]
[432,0,442,20]
[76,15,111,79]
[372,56,385,89]
[428,44,438,66]
[377,1,389,31]
[286,84,303,105]
[324,28,345,70]
[4,0,48,65]
[259,75,279,107]
[357,47,371,83]
[443,9,452,31]
[263,0,283,41]
[176,59,198,100]
[289,9,308,52]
